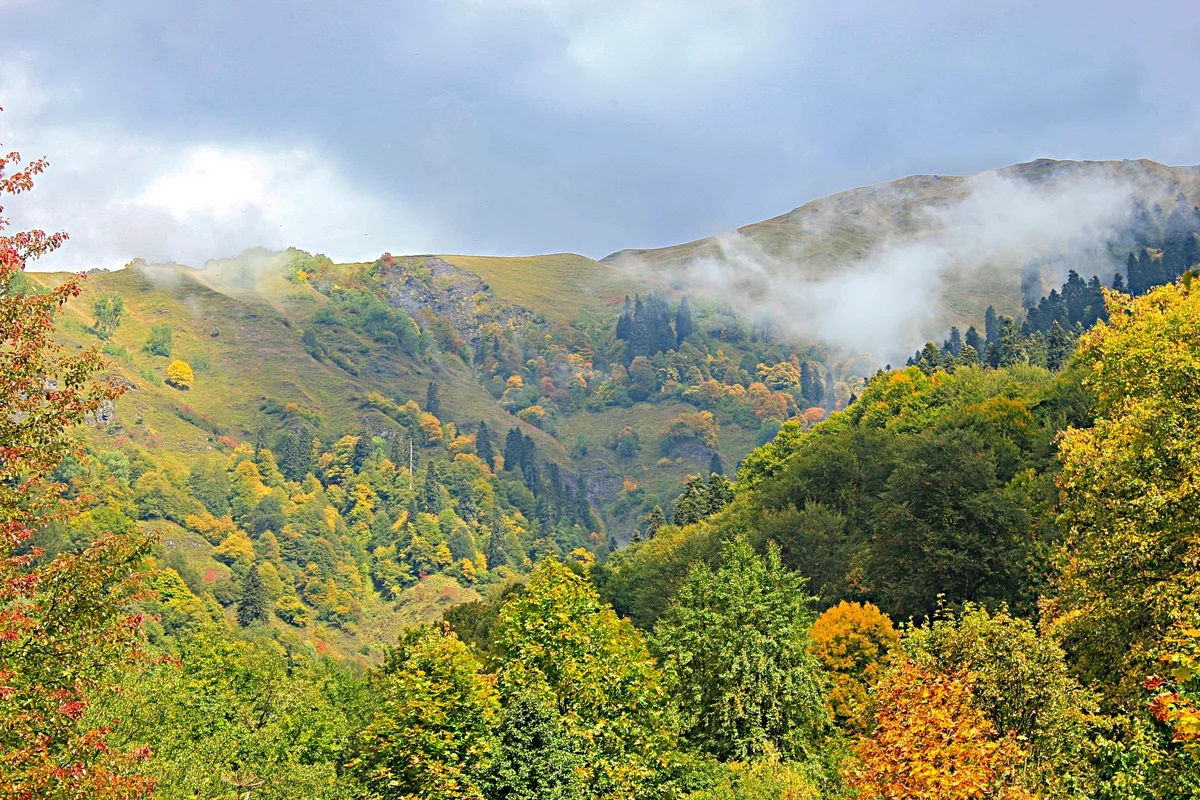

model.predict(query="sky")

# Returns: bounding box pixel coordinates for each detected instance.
[2,0,1198,270]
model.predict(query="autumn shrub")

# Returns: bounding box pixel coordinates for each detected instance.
[166,359,194,389]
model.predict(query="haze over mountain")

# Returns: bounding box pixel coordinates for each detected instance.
[607,158,1200,362]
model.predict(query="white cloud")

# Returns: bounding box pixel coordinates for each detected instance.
[1,61,438,271]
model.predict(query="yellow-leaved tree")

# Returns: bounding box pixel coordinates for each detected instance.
[1050,280,1200,710]
[809,601,900,732]
[166,359,194,389]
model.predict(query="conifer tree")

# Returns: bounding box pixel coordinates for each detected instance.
[425,381,440,417]
[476,421,495,468]
[964,325,983,353]
[984,305,1000,347]
[236,564,269,626]
[484,677,583,800]
[351,427,373,471]
[503,427,524,471]
[421,463,443,514]
[675,295,693,345]
[643,506,666,539]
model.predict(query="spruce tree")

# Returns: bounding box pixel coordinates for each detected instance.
[643,506,666,538]
[476,421,495,468]
[964,326,983,353]
[675,295,694,346]
[421,463,443,514]
[425,381,440,417]
[237,564,269,626]
[984,306,1000,347]
[351,427,373,472]
[503,427,524,471]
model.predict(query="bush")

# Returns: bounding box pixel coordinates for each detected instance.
[166,360,194,389]
[142,323,173,357]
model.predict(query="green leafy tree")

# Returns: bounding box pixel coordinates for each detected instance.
[349,625,499,800]
[100,634,354,800]
[91,290,124,339]
[651,536,830,762]
[491,558,678,798]
[483,669,584,800]
[142,322,173,357]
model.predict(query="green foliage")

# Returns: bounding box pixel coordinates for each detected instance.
[651,536,831,763]
[237,563,269,626]
[92,290,124,339]
[491,558,679,798]
[904,604,1097,797]
[484,671,585,800]
[348,626,499,800]
[142,322,173,357]
[100,634,356,799]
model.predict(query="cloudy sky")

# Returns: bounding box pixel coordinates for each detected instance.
[3,0,1198,270]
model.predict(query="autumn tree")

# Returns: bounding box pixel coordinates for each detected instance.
[166,359,194,389]
[1051,282,1200,703]
[847,661,1031,800]
[348,625,499,800]
[905,604,1097,797]
[490,558,678,798]
[808,601,900,732]
[0,143,152,796]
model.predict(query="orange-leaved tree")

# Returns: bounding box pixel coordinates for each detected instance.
[809,600,899,732]
[0,138,153,796]
[847,660,1031,800]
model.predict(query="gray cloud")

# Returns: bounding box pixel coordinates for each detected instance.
[1,0,1198,269]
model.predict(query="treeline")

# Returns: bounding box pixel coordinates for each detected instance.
[908,192,1200,374]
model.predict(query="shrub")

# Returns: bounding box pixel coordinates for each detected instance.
[142,322,172,357]
[166,360,194,389]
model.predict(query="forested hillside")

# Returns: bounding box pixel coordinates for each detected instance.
[5,146,1200,799]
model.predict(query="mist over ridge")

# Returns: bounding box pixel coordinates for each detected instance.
[606,158,1200,364]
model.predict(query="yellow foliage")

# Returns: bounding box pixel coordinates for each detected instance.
[214,529,255,565]
[166,359,194,389]
[184,511,239,545]
[419,412,443,445]
[809,601,899,731]
[847,661,1031,800]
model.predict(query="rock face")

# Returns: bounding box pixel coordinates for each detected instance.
[379,255,544,355]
